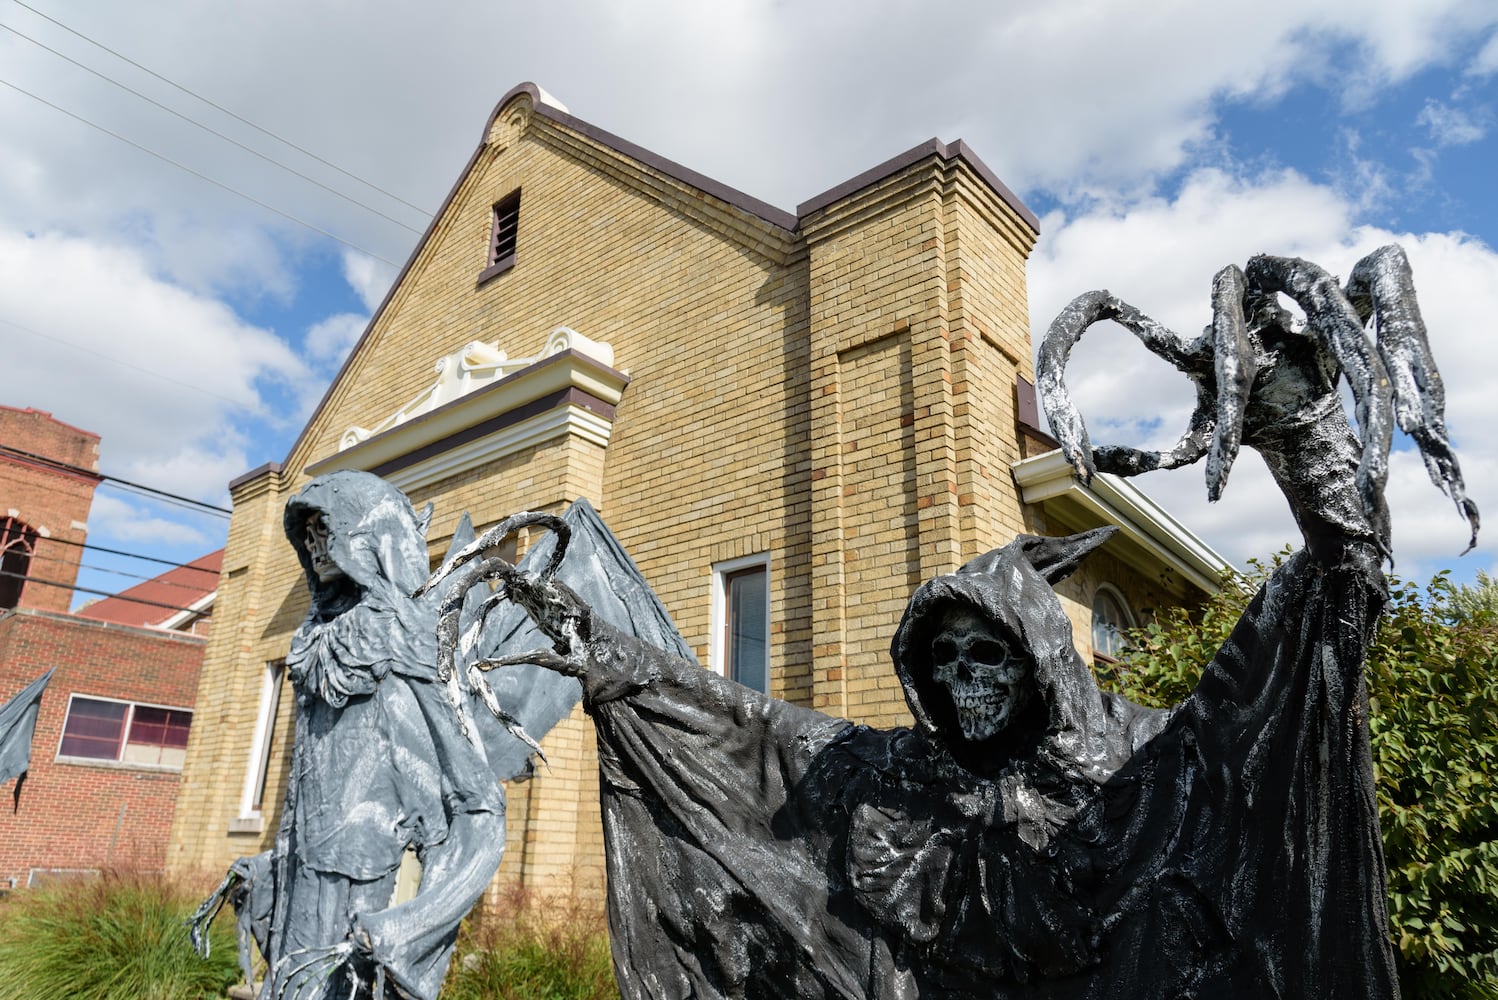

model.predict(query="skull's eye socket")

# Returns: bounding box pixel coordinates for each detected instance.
[970,639,1006,666]
[932,637,958,664]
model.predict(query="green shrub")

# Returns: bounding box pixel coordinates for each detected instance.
[1111,554,1498,999]
[443,884,618,1000]
[0,868,240,1000]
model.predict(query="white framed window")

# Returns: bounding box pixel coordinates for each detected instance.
[237,661,286,824]
[56,693,192,770]
[710,554,770,694]
[1090,585,1135,663]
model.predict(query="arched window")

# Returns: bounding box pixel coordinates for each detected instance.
[0,516,38,610]
[1090,585,1134,663]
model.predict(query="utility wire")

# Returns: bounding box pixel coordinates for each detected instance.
[1,315,254,408]
[99,480,233,519]
[1,567,211,614]
[9,0,432,216]
[26,532,221,573]
[0,442,232,515]
[0,19,425,234]
[0,75,402,267]
[22,547,218,593]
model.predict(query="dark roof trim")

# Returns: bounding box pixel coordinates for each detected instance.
[500,83,800,232]
[275,83,1039,481]
[228,461,283,492]
[797,138,1040,232]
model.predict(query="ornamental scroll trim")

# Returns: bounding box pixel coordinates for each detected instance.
[338,328,616,452]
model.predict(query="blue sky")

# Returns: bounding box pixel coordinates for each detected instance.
[1,0,1496,609]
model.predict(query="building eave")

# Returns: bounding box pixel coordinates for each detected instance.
[1012,449,1233,595]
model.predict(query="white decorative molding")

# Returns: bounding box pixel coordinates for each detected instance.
[340,329,616,450]
[310,329,628,493]
[1011,449,1232,594]
[382,404,615,494]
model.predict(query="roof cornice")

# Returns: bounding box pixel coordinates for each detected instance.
[1012,449,1233,595]
[265,82,1042,489]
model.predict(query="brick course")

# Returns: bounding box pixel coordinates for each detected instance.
[0,610,204,886]
[168,88,1207,897]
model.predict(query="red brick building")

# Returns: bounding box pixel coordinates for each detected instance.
[0,406,218,888]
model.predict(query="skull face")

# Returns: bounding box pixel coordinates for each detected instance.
[931,605,1032,742]
[303,513,342,583]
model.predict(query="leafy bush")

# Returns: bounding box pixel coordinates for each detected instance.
[1109,554,1498,999]
[0,869,240,1000]
[443,883,618,1000]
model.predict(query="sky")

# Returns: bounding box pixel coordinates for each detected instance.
[1,0,1496,610]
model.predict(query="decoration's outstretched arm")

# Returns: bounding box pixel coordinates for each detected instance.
[415,511,571,753]
[1037,245,1477,557]
[1243,253,1395,542]
[1038,290,1216,483]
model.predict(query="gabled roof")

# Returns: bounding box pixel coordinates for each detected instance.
[273,82,1041,482]
[76,549,222,629]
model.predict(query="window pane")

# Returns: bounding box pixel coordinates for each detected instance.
[59,698,127,759]
[125,706,193,768]
[1091,591,1130,660]
[726,568,768,693]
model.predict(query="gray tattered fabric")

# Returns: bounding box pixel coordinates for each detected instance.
[456,245,1472,998]
[193,475,686,1000]
[0,668,52,810]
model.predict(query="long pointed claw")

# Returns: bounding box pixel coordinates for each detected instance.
[1039,290,1213,484]
[1348,245,1480,550]
[466,661,548,763]
[415,511,571,599]
[1206,265,1255,501]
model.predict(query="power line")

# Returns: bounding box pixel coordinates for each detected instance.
[0,442,232,516]
[23,547,218,593]
[0,19,425,235]
[0,315,254,408]
[99,480,233,519]
[0,74,403,267]
[9,0,432,217]
[29,532,221,573]
[1,567,212,615]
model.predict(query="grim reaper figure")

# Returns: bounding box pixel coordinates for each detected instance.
[427,246,1476,998]
[192,472,688,1000]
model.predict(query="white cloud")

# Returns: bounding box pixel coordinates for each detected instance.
[1470,30,1498,74]
[1416,99,1487,145]
[0,228,309,501]
[1028,168,1498,572]
[304,312,368,367]
[84,493,215,548]
[341,250,397,313]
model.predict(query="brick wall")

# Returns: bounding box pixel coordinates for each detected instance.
[167,90,1195,897]
[0,609,204,887]
[0,407,101,614]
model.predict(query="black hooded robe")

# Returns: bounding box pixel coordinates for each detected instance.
[572,525,1396,999]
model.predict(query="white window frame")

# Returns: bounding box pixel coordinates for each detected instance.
[1090,584,1136,661]
[235,661,286,828]
[710,553,771,692]
[54,692,193,771]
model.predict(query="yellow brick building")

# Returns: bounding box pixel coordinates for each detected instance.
[166,83,1229,894]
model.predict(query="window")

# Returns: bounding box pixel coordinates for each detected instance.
[0,516,37,610]
[478,189,521,282]
[57,695,192,769]
[238,661,286,822]
[1090,586,1134,663]
[711,555,770,693]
